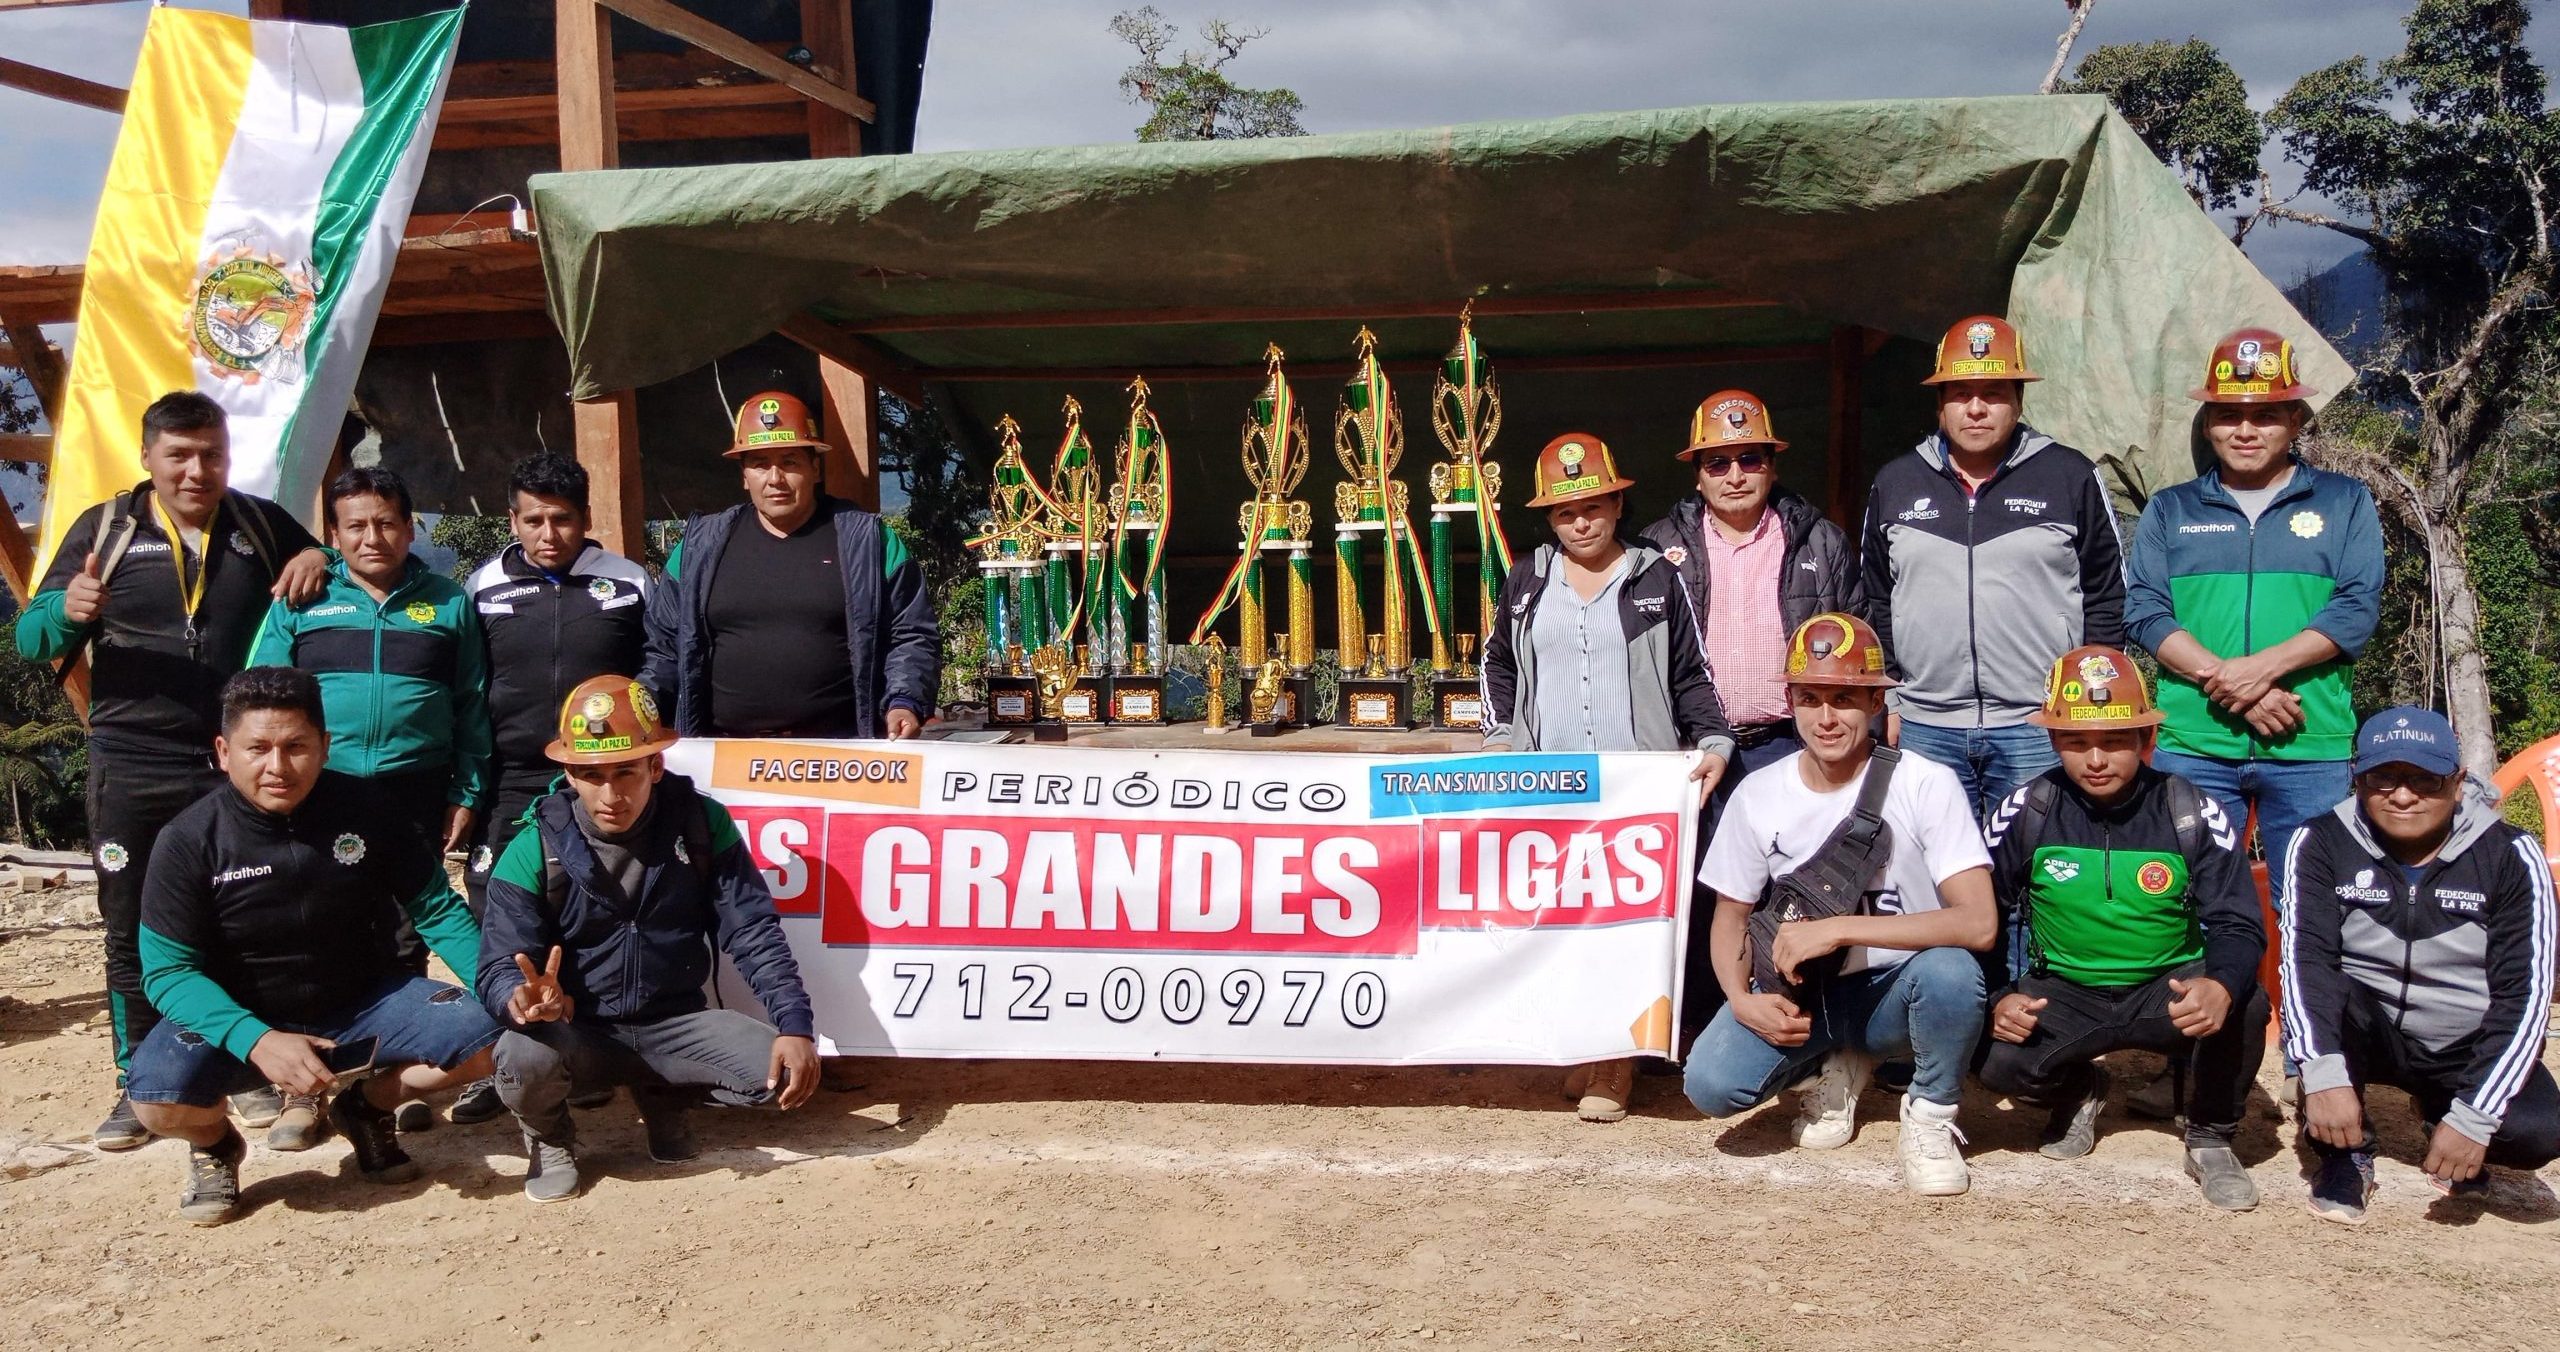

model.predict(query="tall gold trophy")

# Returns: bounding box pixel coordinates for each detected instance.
[1191,345,1317,733]
[1424,305,1513,729]
[1103,376,1171,724]
[1331,327,1443,729]
[1032,397,1109,730]
[967,415,1055,734]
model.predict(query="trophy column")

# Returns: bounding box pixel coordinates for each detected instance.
[1423,305,1511,731]
[1104,376,1169,724]
[1192,344,1316,733]
[1331,327,1435,730]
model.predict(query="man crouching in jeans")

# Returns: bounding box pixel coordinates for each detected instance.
[477,675,819,1202]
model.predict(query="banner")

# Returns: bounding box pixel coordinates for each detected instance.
[39,6,464,562]
[677,740,1699,1065]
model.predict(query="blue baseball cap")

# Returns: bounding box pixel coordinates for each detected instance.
[2353,706,2461,778]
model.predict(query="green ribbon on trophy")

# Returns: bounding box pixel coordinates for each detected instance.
[1108,375,1173,680]
[1332,327,1443,726]
[1426,303,1512,686]
[1032,394,1109,661]
[964,414,1051,675]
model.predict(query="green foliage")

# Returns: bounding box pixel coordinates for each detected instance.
[2063,39,2264,209]
[1110,7,1306,142]
[427,513,514,577]
[0,593,89,847]
[2465,502,2560,758]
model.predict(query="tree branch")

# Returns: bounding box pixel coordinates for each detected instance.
[2257,203,2389,250]
[2039,0,2098,95]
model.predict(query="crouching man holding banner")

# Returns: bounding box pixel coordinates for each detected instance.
[477,675,820,1203]
[1682,614,1996,1196]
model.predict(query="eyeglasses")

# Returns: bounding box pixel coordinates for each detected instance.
[2358,767,2451,797]
[1698,451,1773,477]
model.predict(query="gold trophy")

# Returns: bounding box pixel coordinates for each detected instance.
[1191,344,1316,734]
[1330,327,1442,730]
[1104,377,1171,724]
[1423,304,1512,729]
[968,415,1051,730]
[1202,633,1230,731]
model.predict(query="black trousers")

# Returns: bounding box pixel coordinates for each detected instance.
[1976,961,2270,1145]
[463,763,556,920]
[87,742,225,1078]
[2316,979,2560,1169]
[355,766,463,974]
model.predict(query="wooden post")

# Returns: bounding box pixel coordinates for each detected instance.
[800,0,877,511]
[1825,325,1867,532]
[0,310,64,606]
[555,0,646,554]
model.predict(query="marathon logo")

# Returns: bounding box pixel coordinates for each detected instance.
[712,742,922,808]
[487,585,541,603]
[211,863,275,886]
[1370,755,1599,817]
[2178,522,2239,534]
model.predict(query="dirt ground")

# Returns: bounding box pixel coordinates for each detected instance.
[5,894,2558,1352]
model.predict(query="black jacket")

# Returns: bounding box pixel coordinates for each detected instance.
[2279,782,2556,1143]
[1480,540,1732,756]
[468,542,651,773]
[1639,486,1867,687]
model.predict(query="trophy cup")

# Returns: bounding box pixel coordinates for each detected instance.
[968,415,1050,731]
[1191,344,1317,733]
[1423,304,1513,730]
[1103,376,1171,724]
[1034,395,1110,681]
[1330,327,1443,730]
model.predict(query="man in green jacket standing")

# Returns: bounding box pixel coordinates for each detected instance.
[247,466,491,1140]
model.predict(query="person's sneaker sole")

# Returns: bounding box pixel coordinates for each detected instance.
[93,1124,152,1152]
[393,1100,435,1133]
[2038,1089,2104,1161]
[1574,1097,1629,1124]
[2182,1147,2260,1211]
[2307,1197,2370,1226]
[229,1087,284,1130]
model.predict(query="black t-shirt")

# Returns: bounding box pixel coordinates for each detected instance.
[704,502,862,736]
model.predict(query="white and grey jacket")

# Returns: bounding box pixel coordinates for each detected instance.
[1479,542,1733,761]
[2279,780,2556,1144]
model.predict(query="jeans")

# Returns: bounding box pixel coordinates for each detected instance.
[87,743,226,1077]
[1895,719,2058,822]
[495,1009,782,1144]
[1976,963,2270,1146]
[1684,947,1986,1114]
[2147,753,2348,912]
[126,975,502,1108]
[1680,724,1806,1046]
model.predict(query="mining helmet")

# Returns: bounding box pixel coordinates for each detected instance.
[1678,390,1789,462]
[2191,327,2315,405]
[1524,432,1636,508]
[545,674,678,766]
[1923,314,2041,385]
[726,391,830,458]
[1784,612,1896,688]
[2028,645,2165,731]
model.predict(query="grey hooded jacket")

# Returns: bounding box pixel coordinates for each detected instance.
[1479,541,1734,762]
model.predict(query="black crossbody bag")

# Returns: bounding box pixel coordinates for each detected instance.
[1745,746,1901,1005]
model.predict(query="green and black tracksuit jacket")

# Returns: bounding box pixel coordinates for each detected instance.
[2124,458,2383,763]
[1983,765,2265,996]
[246,554,492,811]
[139,772,482,1061]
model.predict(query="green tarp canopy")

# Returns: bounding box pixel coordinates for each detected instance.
[529,93,2342,613]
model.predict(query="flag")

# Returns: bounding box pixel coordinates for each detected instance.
[38,5,464,565]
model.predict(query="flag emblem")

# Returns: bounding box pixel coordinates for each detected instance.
[187,241,318,384]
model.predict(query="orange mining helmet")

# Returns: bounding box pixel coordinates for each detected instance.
[2191,327,2316,405]
[1524,432,1636,508]
[1922,314,2041,385]
[2028,645,2165,731]
[1784,612,1896,688]
[1678,389,1789,462]
[545,674,678,766]
[726,390,830,458]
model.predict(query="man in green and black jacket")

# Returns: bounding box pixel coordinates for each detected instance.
[1978,645,2268,1211]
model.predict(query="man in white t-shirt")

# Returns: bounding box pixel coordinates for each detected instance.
[1681,613,1996,1196]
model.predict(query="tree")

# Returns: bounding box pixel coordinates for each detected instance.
[2060,39,2264,212]
[428,512,514,577]
[1110,7,1305,142]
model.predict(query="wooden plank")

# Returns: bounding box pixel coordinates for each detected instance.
[0,1,147,11]
[1825,325,1867,531]
[0,433,50,465]
[556,0,620,173]
[0,56,126,113]
[572,393,644,556]
[801,0,861,159]
[844,289,1783,335]
[597,0,876,124]
[814,358,877,512]
[0,310,65,424]
[372,310,557,347]
[436,101,804,151]
[923,343,1831,385]
[443,80,804,123]
[446,43,794,101]
[774,312,929,406]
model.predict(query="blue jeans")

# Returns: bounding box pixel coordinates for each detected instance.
[127,975,502,1108]
[1895,719,2058,822]
[1684,947,1986,1113]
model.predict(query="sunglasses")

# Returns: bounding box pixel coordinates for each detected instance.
[2358,767,2451,797]
[1698,451,1773,477]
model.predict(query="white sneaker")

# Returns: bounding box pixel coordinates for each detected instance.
[1897,1093,1971,1196]
[1790,1049,1875,1150]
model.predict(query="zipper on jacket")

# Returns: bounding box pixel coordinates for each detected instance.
[2391,865,2424,1036]
[1964,484,1984,727]
[2241,510,2260,763]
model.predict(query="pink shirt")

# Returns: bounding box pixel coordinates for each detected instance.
[1699,509,1790,727]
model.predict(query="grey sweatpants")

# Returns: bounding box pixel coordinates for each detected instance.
[495,1009,779,1144]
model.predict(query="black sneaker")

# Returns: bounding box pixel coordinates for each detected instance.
[642,1104,698,1164]
[177,1127,247,1226]
[229,1085,284,1129]
[393,1099,435,1133]
[94,1093,152,1151]
[329,1084,420,1184]
[2308,1147,2376,1226]
[449,1078,506,1125]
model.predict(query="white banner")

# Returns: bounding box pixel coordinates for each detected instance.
[674,739,1698,1066]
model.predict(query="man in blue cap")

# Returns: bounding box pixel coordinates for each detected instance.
[2278,707,2558,1224]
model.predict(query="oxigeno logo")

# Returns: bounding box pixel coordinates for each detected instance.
[1370,754,1600,818]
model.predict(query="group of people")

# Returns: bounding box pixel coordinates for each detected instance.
[14,312,2550,1228]
[1477,316,2556,1221]
[16,390,929,1222]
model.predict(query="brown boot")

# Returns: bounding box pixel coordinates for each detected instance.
[1576,1058,1635,1123]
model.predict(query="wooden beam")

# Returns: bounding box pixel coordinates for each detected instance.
[0,433,50,465]
[436,101,805,151]
[921,342,1832,385]
[843,289,1783,336]
[775,312,928,406]
[801,0,861,159]
[0,310,65,424]
[444,80,803,123]
[0,1,147,11]
[1825,325,1867,532]
[557,0,620,173]
[597,0,876,124]
[814,357,877,512]
[572,394,644,556]
[0,56,125,113]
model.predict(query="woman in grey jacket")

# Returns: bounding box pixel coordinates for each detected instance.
[1480,433,1733,1123]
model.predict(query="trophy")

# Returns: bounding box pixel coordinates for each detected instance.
[1423,304,1513,730]
[968,415,1050,730]
[1103,376,1171,724]
[1202,633,1230,731]
[1191,344,1316,733]
[1330,327,1443,730]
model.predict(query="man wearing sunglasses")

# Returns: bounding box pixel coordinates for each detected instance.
[2278,707,2556,1224]
[1641,390,1863,1044]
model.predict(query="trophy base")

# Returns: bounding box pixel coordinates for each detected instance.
[1428,676,1485,732]
[1248,674,1316,735]
[1027,721,1071,743]
[1105,674,1166,725]
[984,677,1040,727]
[1337,676,1417,731]
[1058,677,1107,727]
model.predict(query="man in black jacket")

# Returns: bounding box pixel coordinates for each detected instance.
[478,674,820,1203]
[640,390,936,740]
[454,454,651,1124]
[2282,707,2557,1225]
[1976,646,2266,1210]
[12,392,332,1149]
[127,668,500,1225]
